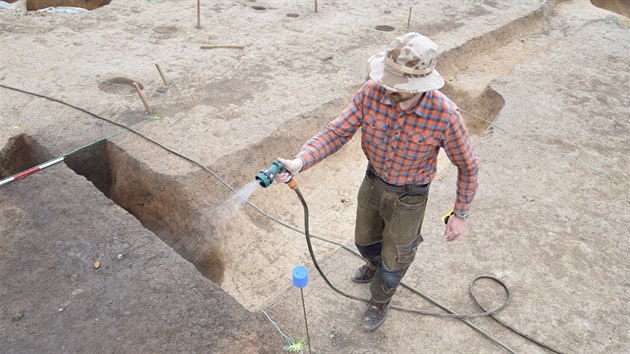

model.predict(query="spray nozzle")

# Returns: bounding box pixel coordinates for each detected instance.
[256,160,296,188]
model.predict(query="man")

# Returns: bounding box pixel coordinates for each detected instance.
[277,32,479,331]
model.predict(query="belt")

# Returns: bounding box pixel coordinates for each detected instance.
[366,165,430,195]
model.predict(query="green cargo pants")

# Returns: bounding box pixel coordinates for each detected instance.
[355,174,428,303]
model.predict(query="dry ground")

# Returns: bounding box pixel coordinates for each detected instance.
[1,0,629,353]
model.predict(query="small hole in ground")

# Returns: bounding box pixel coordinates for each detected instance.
[98,77,143,96]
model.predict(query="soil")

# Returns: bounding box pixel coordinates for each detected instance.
[1,0,629,353]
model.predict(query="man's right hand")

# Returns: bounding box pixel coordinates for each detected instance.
[275,157,304,184]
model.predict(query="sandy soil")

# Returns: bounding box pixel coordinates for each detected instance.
[1,0,629,352]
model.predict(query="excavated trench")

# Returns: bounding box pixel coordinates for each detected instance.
[0,134,226,284]
[0,0,111,11]
[591,0,630,18]
[63,139,227,284]
[26,0,111,11]
[437,0,558,133]
[0,0,575,308]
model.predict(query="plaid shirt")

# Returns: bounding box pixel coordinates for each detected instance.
[297,80,479,215]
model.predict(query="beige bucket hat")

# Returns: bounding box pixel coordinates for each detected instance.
[368,32,445,93]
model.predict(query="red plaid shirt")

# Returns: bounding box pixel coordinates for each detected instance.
[297,80,479,215]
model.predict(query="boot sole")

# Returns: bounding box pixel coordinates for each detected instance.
[351,277,374,283]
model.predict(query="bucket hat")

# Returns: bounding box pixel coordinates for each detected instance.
[368,32,445,93]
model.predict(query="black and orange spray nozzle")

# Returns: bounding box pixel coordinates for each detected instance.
[255,160,298,189]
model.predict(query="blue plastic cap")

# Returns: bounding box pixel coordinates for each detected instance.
[292,265,309,288]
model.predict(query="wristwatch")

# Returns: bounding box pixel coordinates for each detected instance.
[454,212,470,221]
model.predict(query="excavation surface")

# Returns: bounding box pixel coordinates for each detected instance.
[1,0,629,352]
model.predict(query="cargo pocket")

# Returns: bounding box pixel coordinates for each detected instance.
[396,234,423,264]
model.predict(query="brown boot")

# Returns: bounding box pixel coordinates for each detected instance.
[351,262,377,283]
[362,299,391,331]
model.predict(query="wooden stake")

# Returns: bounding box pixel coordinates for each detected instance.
[155,64,168,86]
[200,44,245,49]
[407,7,412,29]
[314,0,318,13]
[196,0,201,29]
[133,82,153,115]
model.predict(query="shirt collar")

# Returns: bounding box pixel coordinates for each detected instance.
[380,90,431,115]
[381,93,395,106]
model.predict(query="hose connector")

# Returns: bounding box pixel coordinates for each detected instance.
[286,178,298,190]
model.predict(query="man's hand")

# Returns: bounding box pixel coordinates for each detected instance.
[275,157,304,184]
[443,215,467,241]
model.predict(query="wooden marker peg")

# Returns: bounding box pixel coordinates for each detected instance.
[133,82,153,114]
[197,0,201,29]
[155,64,168,86]
[200,44,245,49]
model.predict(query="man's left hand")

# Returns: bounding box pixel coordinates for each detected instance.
[443,215,467,241]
